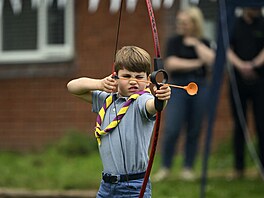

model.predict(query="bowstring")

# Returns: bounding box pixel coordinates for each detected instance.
[113,0,123,65]
[111,0,131,190]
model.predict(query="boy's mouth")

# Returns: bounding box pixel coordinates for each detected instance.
[128,86,139,92]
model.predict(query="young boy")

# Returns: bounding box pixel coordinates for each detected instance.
[67,46,171,197]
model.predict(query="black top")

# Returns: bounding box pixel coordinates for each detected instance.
[230,16,264,60]
[230,15,264,76]
[165,35,211,79]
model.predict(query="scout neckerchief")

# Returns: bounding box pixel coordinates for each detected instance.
[94,88,151,146]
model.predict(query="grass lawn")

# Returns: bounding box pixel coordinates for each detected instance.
[0,133,263,198]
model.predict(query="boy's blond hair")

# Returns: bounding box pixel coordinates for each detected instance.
[114,46,151,75]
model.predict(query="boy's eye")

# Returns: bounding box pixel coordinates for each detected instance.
[120,75,145,80]
[122,75,131,79]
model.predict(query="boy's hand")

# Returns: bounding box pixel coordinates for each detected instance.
[153,84,171,101]
[100,73,117,93]
[146,84,171,115]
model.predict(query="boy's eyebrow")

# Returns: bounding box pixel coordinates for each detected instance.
[120,74,145,78]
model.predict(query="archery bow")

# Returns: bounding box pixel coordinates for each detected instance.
[139,0,166,197]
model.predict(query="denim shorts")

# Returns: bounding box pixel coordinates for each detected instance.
[96,178,151,198]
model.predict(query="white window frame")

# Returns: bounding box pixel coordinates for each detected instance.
[0,0,74,64]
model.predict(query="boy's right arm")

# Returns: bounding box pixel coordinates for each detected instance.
[67,75,117,103]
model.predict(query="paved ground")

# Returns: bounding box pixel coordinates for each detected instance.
[0,188,97,198]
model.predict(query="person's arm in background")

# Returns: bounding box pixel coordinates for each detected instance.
[252,48,264,68]
[227,48,257,80]
[185,37,215,66]
[165,37,215,72]
[165,56,203,72]
[227,48,246,70]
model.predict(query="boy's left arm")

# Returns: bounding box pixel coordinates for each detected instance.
[146,84,171,115]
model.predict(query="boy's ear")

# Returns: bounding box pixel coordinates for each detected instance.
[147,74,151,87]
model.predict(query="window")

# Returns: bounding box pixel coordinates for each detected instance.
[0,0,74,64]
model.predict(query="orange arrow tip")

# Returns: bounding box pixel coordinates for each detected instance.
[185,82,198,95]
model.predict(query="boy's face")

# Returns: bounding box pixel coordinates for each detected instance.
[117,68,150,97]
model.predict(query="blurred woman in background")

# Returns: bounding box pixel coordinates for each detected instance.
[153,6,215,182]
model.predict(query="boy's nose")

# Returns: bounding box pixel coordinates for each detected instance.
[129,78,137,84]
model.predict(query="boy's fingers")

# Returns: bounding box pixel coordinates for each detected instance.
[156,87,171,94]
[160,84,170,89]
[105,83,116,90]
[105,77,117,88]
[156,92,170,98]
[155,86,171,100]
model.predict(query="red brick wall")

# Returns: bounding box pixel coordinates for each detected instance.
[0,1,255,151]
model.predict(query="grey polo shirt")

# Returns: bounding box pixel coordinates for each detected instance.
[92,90,155,175]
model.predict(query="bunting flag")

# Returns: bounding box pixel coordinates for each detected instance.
[87,0,176,13]
[0,0,68,16]
[31,0,41,9]
[10,0,22,15]
[57,0,68,9]
[0,0,175,16]
[0,0,3,17]
[94,89,150,146]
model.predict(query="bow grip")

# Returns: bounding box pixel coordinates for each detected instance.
[150,69,168,112]
[154,57,164,71]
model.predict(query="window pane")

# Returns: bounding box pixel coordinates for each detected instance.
[48,0,65,44]
[3,0,37,51]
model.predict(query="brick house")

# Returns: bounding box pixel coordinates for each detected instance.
[0,0,245,151]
